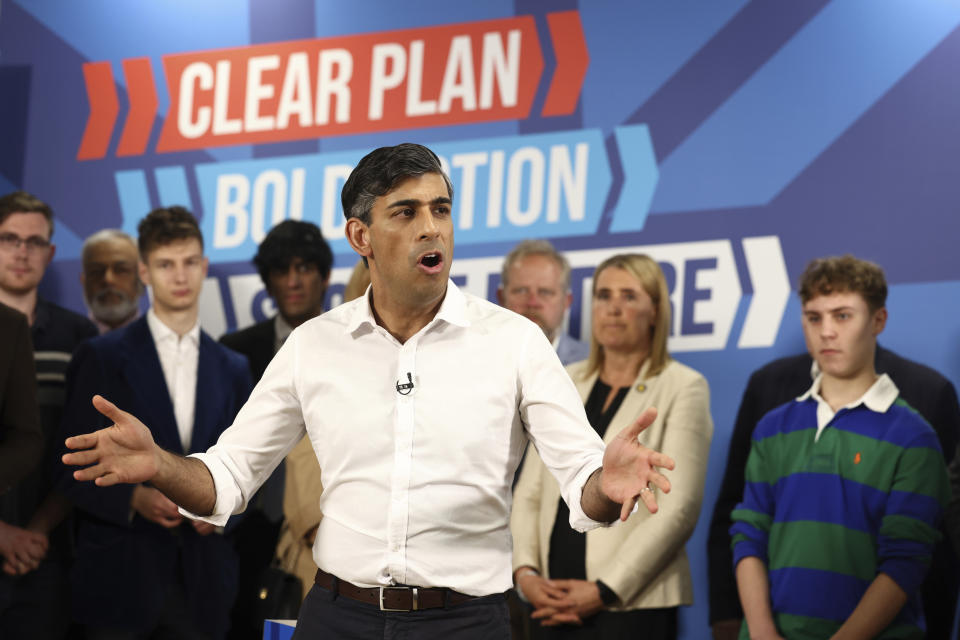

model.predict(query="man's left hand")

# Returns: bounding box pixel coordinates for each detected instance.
[532,579,605,627]
[601,407,675,519]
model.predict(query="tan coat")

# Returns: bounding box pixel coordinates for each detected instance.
[275,435,323,601]
[511,358,712,610]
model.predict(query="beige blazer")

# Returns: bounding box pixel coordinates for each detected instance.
[511,358,713,610]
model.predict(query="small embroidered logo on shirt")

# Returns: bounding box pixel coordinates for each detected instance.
[854,452,861,465]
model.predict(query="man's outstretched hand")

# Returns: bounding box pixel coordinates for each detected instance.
[63,395,160,487]
[601,407,675,520]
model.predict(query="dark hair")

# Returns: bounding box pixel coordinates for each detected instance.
[137,206,203,258]
[253,220,333,287]
[798,254,887,312]
[0,190,54,238]
[341,143,453,225]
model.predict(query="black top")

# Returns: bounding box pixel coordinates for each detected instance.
[0,302,42,493]
[706,346,960,638]
[548,378,629,581]
[219,317,276,384]
[0,299,95,552]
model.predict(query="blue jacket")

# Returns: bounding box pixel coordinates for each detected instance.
[59,316,252,638]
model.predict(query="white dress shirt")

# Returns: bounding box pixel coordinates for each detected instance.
[147,309,200,451]
[188,281,607,596]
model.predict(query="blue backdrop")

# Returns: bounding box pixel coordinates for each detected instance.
[3,1,960,636]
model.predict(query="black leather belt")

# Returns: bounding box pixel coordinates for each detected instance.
[314,568,477,611]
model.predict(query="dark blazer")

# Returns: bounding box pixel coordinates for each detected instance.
[707,346,960,638]
[0,302,42,493]
[59,316,252,638]
[220,318,275,384]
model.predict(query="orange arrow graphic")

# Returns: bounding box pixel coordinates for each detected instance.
[542,11,589,117]
[117,58,158,157]
[77,61,119,160]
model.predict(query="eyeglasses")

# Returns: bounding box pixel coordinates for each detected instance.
[0,232,51,253]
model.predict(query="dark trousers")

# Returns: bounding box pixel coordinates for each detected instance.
[528,606,676,640]
[85,578,211,640]
[226,510,283,640]
[292,584,510,640]
[0,556,71,640]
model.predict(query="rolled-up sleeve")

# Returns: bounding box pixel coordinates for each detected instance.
[181,329,307,525]
[517,325,606,532]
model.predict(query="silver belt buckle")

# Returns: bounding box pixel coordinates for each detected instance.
[379,585,419,611]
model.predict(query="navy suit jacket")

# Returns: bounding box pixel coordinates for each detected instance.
[59,316,252,638]
[219,317,275,384]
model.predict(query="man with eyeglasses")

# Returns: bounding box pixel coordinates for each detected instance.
[219,219,333,639]
[80,229,144,334]
[0,190,96,638]
[498,239,588,367]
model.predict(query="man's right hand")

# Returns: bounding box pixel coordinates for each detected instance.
[131,485,183,528]
[0,521,48,576]
[63,395,160,486]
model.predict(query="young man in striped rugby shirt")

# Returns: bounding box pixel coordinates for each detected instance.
[731,255,949,640]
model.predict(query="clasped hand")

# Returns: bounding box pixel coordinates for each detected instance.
[519,573,605,627]
[0,520,48,576]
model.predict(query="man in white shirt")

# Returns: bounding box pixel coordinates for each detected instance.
[59,207,252,639]
[63,144,674,639]
[498,239,589,366]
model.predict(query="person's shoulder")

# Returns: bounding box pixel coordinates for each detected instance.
[753,397,812,441]
[460,290,537,333]
[203,330,247,363]
[288,297,362,343]
[39,299,97,339]
[660,358,707,387]
[565,358,591,379]
[749,353,812,383]
[881,397,942,450]
[877,345,952,389]
[219,318,273,348]
[0,302,28,332]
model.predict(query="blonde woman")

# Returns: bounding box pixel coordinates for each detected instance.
[511,254,713,639]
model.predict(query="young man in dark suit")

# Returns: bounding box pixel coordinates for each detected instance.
[707,289,960,639]
[218,219,332,639]
[59,207,252,639]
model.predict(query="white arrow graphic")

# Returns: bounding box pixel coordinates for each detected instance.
[737,236,791,348]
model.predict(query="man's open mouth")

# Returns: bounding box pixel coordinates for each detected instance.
[419,252,442,268]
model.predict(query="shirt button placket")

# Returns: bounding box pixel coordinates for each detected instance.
[386,340,416,584]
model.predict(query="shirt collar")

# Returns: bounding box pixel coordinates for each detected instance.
[798,372,899,414]
[274,314,294,344]
[344,279,470,334]
[146,308,200,346]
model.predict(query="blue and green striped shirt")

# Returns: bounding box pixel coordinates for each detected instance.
[731,375,948,639]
